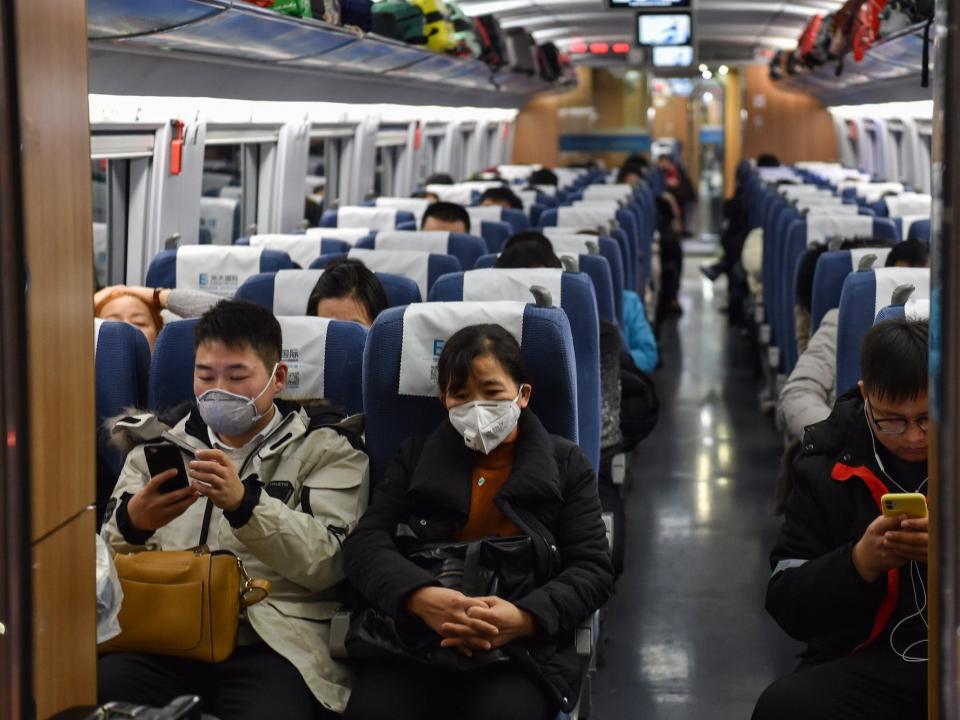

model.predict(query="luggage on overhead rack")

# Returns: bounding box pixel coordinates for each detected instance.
[474,15,508,68]
[372,1,427,44]
[446,0,482,58]
[410,0,458,53]
[505,27,538,75]
[341,0,373,31]
[537,42,563,81]
[271,0,312,15]
[315,0,343,26]
[806,11,837,66]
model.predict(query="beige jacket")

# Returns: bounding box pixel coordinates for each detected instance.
[777,308,838,442]
[101,402,369,713]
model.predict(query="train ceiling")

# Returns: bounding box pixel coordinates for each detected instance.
[460,0,847,63]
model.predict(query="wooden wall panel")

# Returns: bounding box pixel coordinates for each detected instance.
[14,0,95,540]
[32,509,97,718]
[742,64,838,165]
[723,70,744,198]
[512,94,562,167]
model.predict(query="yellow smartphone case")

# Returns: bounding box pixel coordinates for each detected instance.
[881,492,927,518]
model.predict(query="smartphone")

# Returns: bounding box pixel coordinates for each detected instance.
[881,493,928,519]
[144,443,190,494]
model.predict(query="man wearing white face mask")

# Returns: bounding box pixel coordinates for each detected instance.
[100,299,369,719]
[342,324,612,720]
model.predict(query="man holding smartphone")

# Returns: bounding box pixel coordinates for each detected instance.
[753,319,929,720]
[99,300,369,719]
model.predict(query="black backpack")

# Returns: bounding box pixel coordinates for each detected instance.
[619,353,659,451]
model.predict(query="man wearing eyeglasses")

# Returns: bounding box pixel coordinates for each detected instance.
[753,318,929,720]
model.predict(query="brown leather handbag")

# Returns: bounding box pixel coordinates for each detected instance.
[99,546,271,663]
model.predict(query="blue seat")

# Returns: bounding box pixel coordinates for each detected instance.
[835,268,931,394]
[474,251,620,328]
[95,320,151,523]
[145,247,294,291]
[429,271,601,472]
[309,251,460,302]
[778,217,898,373]
[236,269,422,313]
[476,220,512,254]
[320,207,415,230]
[362,303,579,484]
[905,218,931,243]
[360,232,486,275]
[540,208,638,292]
[148,316,367,415]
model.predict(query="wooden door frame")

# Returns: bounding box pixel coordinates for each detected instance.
[0,0,32,714]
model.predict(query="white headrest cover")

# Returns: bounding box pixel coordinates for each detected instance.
[904,299,930,320]
[250,234,322,269]
[463,268,563,306]
[305,227,371,245]
[884,193,931,218]
[399,301,525,396]
[466,206,503,223]
[338,207,397,231]
[872,267,930,316]
[556,207,616,230]
[199,197,239,246]
[348,248,430,300]
[273,269,324,316]
[375,231,450,255]
[375,197,430,224]
[94,318,105,355]
[426,185,474,205]
[175,245,263,295]
[583,184,632,201]
[277,316,330,401]
[807,215,873,244]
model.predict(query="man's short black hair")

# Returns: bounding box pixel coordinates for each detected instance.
[495,240,562,269]
[528,169,558,187]
[425,173,454,186]
[885,239,930,268]
[860,319,929,403]
[306,257,389,322]
[756,153,781,168]
[194,299,282,369]
[422,201,471,233]
[479,186,523,210]
[504,230,553,251]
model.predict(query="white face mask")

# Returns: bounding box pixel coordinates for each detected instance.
[448,385,525,454]
[196,364,278,437]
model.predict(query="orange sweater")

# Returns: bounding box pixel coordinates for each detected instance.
[456,438,521,541]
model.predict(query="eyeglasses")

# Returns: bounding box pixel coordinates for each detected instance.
[866,399,929,435]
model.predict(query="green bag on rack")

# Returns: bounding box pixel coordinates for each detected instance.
[273,0,313,17]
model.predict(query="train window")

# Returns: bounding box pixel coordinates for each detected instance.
[89,131,155,285]
[423,124,447,182]
[374,126,409,198]
[307,124,354,220]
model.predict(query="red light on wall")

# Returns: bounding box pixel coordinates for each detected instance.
[612,43,630,54]
[570,41,588,54]
[589,42,610,54]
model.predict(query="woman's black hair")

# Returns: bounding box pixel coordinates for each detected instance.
[504,230,553,250]
[422,201,472,233]
[479,186,523,210]
[495,240,562,269]
[885,239,929,268]
[437,324,529,395]
[528,168,558,186]
[306,257,389,324]
[860,319,928,403]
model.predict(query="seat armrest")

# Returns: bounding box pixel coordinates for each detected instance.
[329,610,352,659]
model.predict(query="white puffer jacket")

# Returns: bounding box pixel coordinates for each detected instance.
[777,308,838,442]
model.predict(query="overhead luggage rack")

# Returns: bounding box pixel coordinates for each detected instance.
[773,23,933,105]
[87,0,571,105]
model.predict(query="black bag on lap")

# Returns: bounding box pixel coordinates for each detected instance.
[345,531,536,669]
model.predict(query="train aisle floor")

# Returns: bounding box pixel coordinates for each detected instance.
[592,265,801,719]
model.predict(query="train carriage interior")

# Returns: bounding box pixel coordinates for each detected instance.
[2,0,960,719]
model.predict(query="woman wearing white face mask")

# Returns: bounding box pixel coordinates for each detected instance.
[342,324,613,720]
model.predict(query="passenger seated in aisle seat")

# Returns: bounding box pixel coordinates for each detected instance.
[99,300,369,719]
[778,240,929,444]
[421,200,471,234]
[527,168,558,187]
[479,186,523,210]
[616,162,646,186]
[754,319,930,720]
[306,257,389,327]
[495,236,637,578]
[94,285,165,352]
[341,325,613,720]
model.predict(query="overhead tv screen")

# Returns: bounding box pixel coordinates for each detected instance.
[652,45,694,67]
[637,12,692,46]
[608,0,690,8]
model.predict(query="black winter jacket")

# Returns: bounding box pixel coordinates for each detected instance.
[766,389,924,664]
[343,410,613,711]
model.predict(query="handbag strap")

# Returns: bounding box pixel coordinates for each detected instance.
[198,498,214,547]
